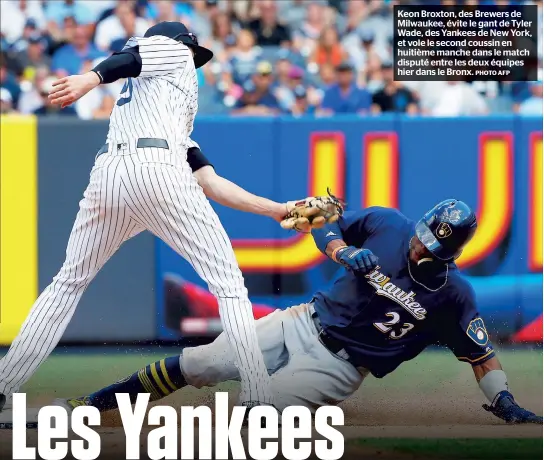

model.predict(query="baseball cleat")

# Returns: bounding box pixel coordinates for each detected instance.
[0,394,39,430]
[53,397,91,413]
[0,393,14,412]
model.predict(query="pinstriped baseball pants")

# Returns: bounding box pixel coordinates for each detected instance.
[0,147,273,405]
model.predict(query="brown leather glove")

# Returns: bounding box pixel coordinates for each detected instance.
[280,188,344,233]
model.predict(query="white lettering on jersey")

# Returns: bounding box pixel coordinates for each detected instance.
[365,266,428,320]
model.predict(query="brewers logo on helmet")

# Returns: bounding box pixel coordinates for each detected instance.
[435,222,452,239]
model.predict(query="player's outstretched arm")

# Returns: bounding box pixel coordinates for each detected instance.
[443,292,541,425]
[48,71,102,108]
[472,356,542,424]
[194,165,288,221]
[187,146,343,225]
[49,47,142,107]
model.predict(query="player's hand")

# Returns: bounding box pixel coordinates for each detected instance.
[334,246,378,274]
[48,71,101,108]
[483,391,543,424]
[271,203,289,223]
[281,189,344,233]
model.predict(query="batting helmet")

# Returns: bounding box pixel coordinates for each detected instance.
[144,21,213,69]
[415,199,477,261]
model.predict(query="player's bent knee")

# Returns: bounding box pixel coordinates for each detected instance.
[180,338,239,388]
[211,284,248,299]
[207,273,248,299]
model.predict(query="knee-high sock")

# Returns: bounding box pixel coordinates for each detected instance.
[87,356,187,412]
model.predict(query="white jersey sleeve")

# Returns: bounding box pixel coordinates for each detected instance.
[122,35,191,78]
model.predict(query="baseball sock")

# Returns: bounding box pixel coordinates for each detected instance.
[86,356,187,412]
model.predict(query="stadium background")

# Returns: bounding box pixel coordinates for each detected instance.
[0,1,542,458]
[1,114,542,344]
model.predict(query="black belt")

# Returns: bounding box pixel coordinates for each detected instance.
[311,310,351,359]
[97,138,169,155]
[311,306,370,376]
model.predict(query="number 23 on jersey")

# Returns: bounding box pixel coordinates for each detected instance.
[374,312,415,339]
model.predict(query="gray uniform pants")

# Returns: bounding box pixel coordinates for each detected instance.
[181,303,368,411]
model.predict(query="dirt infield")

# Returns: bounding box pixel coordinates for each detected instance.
[1,424,541,460]
[91,365,542,429]
[340,425,543,439]
[1,349,541,458]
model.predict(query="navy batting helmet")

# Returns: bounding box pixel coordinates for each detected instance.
[415,199,477,261]
[144,21,213,68]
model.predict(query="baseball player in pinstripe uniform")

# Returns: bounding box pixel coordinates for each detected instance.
[0,22,340,425]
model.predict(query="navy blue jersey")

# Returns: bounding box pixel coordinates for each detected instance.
[312,207,494,378]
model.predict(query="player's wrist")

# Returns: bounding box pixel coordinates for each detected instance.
[478,369,508,403]
[272,202,289,222]
[87,71,102,86]
[331,245,349,263]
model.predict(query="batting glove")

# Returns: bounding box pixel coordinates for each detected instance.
[334,246,379,274]
[483,391,543,424]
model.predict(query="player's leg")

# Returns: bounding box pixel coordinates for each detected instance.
[122,158,275,405]
[269,304,367,412]
[270,353,366,412]
[0,157,142,400]
[184,303,364,412]
[60,308,288,412]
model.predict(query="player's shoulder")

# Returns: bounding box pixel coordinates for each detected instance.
[341,207,411,236]
[443,268,476,306]
[366,206,413,230]
[346,206,409,224]
[124,35,187,50]
[372,206,410,223]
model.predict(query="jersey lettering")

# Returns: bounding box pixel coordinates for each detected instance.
[116,78,133,107]
[365,266,428,320]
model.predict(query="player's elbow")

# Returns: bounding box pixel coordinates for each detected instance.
[194,165,219,196]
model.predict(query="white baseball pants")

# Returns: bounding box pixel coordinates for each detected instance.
[0,146,273,404]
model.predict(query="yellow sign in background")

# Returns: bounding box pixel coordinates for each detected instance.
[0,116,38,344]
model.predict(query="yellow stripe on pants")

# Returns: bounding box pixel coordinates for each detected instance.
[0,115,37,345]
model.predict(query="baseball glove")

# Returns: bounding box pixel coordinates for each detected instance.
[281,188,345,233]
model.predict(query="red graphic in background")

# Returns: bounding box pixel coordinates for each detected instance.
[512,315,543,343]
[163,275,274,336]
[164,276,543,343]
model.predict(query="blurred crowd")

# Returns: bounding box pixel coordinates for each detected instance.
[0,0,542,118]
